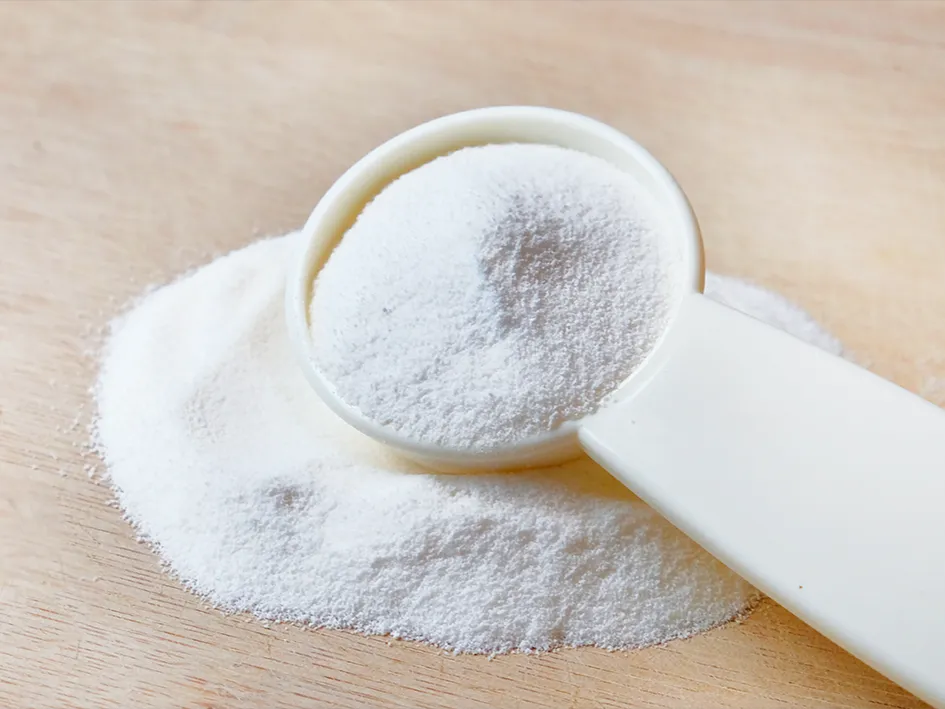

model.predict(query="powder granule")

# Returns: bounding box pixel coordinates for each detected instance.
[310,144,680,451]
[94,232,842,654]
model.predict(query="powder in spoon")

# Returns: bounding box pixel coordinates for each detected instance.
[309,144,680,451]
[94,232,842,654]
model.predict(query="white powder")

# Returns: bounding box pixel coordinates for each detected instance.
[94,232,842,654]
[310,144,679,451]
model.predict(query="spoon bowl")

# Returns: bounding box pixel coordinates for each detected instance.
[285,106,704,471]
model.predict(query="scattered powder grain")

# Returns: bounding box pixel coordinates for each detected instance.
[94,232,842,654]
[310,144,680,451]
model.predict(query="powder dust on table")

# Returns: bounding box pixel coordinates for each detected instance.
[93,232,842,654]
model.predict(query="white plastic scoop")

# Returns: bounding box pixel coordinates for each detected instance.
[287,106,945,708]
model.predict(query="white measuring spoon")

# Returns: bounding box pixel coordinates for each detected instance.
[286,106,945,708]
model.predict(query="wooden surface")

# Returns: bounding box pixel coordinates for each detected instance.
[2,2,944,707]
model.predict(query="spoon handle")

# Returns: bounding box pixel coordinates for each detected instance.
[580,293,945,708]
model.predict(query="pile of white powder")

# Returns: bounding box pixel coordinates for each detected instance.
[94,232,843,654]
[310,144,679,451]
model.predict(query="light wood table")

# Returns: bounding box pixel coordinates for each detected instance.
[2,2,944,707]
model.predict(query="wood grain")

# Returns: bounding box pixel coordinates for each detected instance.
[2,2,944,707]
